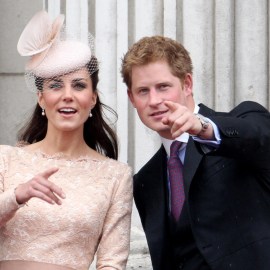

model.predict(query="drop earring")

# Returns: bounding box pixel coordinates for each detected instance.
[41,108,45,116]
[89,110,92,118]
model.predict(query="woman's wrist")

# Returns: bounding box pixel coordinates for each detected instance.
[14,186,27,207]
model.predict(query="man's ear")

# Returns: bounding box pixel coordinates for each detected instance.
[127,89,136,108]
[183,73,193,96]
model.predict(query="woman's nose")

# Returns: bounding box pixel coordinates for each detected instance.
[62,85,73,100]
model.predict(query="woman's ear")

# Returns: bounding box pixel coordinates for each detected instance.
[92,92,97,107]
[37,91,44,109]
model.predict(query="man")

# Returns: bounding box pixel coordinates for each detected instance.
[120,36,270,270]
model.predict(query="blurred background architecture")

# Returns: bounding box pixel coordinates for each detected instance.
[0,0,269,269]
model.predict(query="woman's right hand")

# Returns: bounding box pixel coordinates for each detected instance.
[14,167,66,205]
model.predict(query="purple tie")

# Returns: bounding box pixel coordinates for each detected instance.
[167,141,185,220]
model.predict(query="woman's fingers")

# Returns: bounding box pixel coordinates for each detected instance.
[29,185,59,205]
[15,167,66,205]
[33,168,66,204]
[31,181,63,205]
[37,173,66,199]
[39,167,59,179]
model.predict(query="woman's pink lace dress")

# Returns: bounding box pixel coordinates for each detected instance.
[0,145,133,270]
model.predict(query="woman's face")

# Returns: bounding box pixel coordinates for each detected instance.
[38,67,97,134]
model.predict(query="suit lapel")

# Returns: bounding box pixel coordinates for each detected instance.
[183,104,216,195]
[184,138,203,195]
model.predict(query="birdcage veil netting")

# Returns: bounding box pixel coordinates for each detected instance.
[17,10,99,92]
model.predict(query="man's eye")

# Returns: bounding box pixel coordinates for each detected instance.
[138,89,148,95]
[159,84,169,90]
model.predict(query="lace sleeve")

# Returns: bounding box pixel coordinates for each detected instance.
[96,165,133,270]
[0,146,23,228]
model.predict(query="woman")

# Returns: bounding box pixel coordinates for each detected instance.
[0,10,132,270]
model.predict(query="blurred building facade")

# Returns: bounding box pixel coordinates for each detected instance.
[0,0,269,269]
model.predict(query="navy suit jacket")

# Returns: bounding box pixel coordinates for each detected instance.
[134,101,270,270]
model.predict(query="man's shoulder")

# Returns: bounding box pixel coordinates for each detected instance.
[199,100,268,116]
[230,100,269,114]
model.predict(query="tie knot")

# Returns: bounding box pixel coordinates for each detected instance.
[170,141,182,157]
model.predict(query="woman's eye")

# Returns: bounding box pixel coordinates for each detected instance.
[49,83,62,90]
[73,83,87,90]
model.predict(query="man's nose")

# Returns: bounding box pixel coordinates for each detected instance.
[148,89,163,105]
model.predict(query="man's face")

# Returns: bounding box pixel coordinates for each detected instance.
[128,60,193,138]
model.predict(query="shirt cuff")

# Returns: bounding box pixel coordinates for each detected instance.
[192,117,221,154]
[192,117,221,148]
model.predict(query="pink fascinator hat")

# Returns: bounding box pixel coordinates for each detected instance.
[17,10,98,91]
